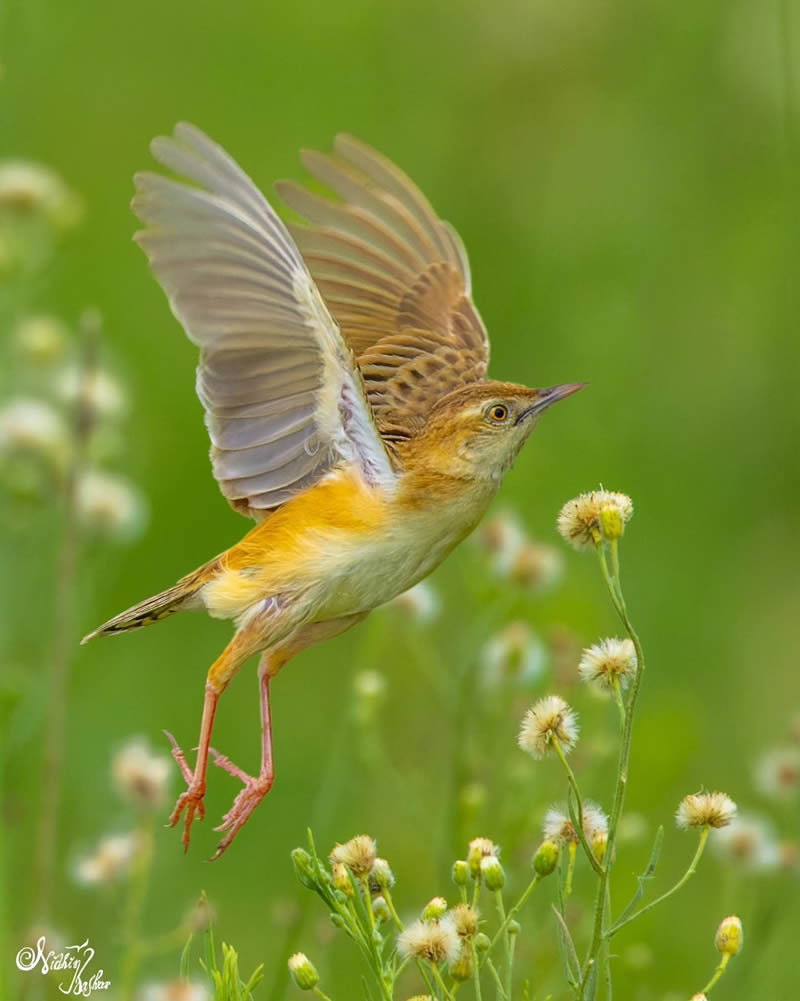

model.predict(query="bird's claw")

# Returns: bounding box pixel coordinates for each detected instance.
[208,747,273,860]
[163,731,206,852]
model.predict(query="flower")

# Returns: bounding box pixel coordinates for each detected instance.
[481,621,546,688]
[556,490,633,550]
[421,896,448,921]
[754,747,800,801]
[509,540,563,592]
[75,469,148,542]
[111,737,170,808]
[369,857,395,890]
[288,953,320,990]
[14,315,70,366]
[582,801,609,858]
[448,903,479,940]
[0,161,83,228]
[398,917,460,965]
[715,915,743,956]
[0,397,69,466]
[711,813,780,870]
[518,695,579,758]
[676,791,737,830]
[73,832,139,886]
[479,510,563,592]
[542,807,579,844]
[55,363,127,421]
[388,580,440,621]
[578,637,637,691]
[467,837,500,877]
[329,834,376,876]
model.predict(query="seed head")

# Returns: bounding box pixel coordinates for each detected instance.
[518,696,579,758]
[398,917,460,965]
[557,491,633,550]
[0,397,69,465]
[329,834,376,876]
[578,637,637,691]
[448,903,479,940]
[14,315,70,366]
[582,801,609,860]
[715,915,743,956]
[55,364,127,421]
[542,808,579,844]
[754,747,800,801]
[467,837,499,877]
[481,621,545,689]
[73,832,139,886]
[421,896,448,921]
[509,541,563,593]
[676,791,737,830]
[0,161,83,228]
[76,469,148,543]
[288,952,320,990]
[111,737,170,809]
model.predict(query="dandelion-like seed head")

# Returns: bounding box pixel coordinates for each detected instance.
[542,808,579,845]
[481,621,545,689]
[467,837,499,877]
[329,834,377,876]
[578,637,637,691]
[676,791,737,830]
[754,747,800,801]
[0,397,69,465]
[0,161,83,229]
[73,832,139,886]
[397,917,460,966]
[287,953,320,991]
[448,903,479,940]
[582,801,609,859]
[76,469,148,543]
[55,364,127,421]
[518,695,579,759]
[715,915,743,956]
[14,315,70,366]
[111,737,170,809]
[556,490,633,550]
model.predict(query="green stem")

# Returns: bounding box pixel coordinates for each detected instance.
[565,842,577,898]
[313,987,336,1001]
[701,952,730,995]
[607,827,709,938]
[612,678,625,731]
[471,941,484,1001]
[494,890,512,999]
[382,887,404,931]
[581,542,646,997]
[553,738,602,875]
[118,814,156,1001]
[490,876,540,948]
[484,958,508,1000]
[431,962,455,1000]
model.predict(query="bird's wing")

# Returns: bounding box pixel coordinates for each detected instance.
[132,123,396,519]
[275,135,489,429]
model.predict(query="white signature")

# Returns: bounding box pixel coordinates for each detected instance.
[16,936,111,996]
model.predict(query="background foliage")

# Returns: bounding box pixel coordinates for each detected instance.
[2,0,799,998]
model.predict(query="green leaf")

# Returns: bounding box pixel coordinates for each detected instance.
[179,933,193,981]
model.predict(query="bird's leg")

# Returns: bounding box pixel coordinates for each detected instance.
[165,622,265,852]
[209,651,278,860]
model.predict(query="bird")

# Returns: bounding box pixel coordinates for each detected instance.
[82,123,584,859]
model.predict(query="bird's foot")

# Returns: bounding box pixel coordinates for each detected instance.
[163,730,206,853]
[209,748,274,860]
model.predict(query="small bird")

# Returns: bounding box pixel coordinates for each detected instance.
[83,123,583,859]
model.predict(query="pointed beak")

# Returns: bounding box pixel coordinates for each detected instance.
[515,382,586,424]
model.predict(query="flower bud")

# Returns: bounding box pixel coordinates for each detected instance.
[474,932,491,953]
[370,857,395,890]
[715,915,743,956]
[599,506,624,541]
[421,896,448,921]
[291,848,315,889]
[288,952,319,990]
[452,860,469,886]
[467,837,499,877]
[332,862,354,897]
[533,839,560,877]
[480,855,505,891]
[449,947,473,982]
[372,896,390,923]
[329,913,345,929]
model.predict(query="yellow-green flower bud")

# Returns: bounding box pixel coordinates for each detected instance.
[449,947,473,982]
[370,857,395,890]
[291,848,315,889]
[474,932,491,954]
[480,855,505,890]
[452,859,469,886]
[533,839,560,877]
[288,953,319,990]
[421,896,448,921]
[592,831,608,864]
[332,862,354,897]
[372,895,390,923]
[329,913,345,929]
[507,919,520,936]
[715,915,743,956]
[599,505,624,541]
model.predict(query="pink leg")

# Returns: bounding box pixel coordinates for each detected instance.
[209,656,275,860]
[164,682,218,852]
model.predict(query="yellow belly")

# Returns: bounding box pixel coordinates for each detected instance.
[201,464,494,623]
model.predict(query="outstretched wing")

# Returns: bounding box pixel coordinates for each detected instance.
[276,135,489,429]
[132,123,395,518]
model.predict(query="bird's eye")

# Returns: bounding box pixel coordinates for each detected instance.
[487,403,509,423]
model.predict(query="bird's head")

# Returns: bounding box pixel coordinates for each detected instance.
[413,380,585,482]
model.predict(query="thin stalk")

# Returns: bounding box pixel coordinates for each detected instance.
[701,953,730,995]
[484,957,508,1000]
[490,875,539,948]
[313,987,336,1001]
[382,887,404,931]
[118,813,156,1001]
[553,738,602,874]
[471,941,484,1001]
[494,890,512,999]
[431,962,455,1000]
[611,678,625,731]
[607,827,709,938]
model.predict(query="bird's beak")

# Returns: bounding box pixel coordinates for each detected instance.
[515,382,586,424]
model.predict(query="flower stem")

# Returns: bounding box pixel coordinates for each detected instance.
[313,987,336,1001]
[607,827,709,938]
[431,962,455,1000]
[484,957,508,1000]
[553,738,602,875]
[490,875,540,948]
[118,813,156,1001]
[701,952,730,994]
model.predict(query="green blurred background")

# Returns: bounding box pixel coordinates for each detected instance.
[2,0,799,997]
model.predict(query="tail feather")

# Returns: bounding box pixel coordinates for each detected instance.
[81,566,211,644]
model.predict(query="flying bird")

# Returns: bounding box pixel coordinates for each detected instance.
[83,124,583,858]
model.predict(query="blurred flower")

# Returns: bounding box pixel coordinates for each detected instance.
[75,469,148,542]
[55,363,128,420]
[111,736,170,809]
[448,903,479,940]
[73,832,139,886]
[388,580,440,621]
[288,952,319,990]
[509,540,563,592]
[578,637,637,691]
[711,813,780,871]
[13,314,70,366]
[715,915,743,956]
[754,747,800,801]
[139,983,209,1001]
[184,894,215,933]
[398,916,459,965]
[467,837,500,877]
[0,161,83,229]
[0,397,69,467]
[518,695,579,758]
[557,490,633,550]
[329,834,376,876]
[478,508,527,561]
[676,791,737,830]
[449,945,473,982]
[481,621,546,688]
[479,509,563,593]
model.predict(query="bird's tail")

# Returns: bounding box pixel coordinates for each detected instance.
[81,565,211,644]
